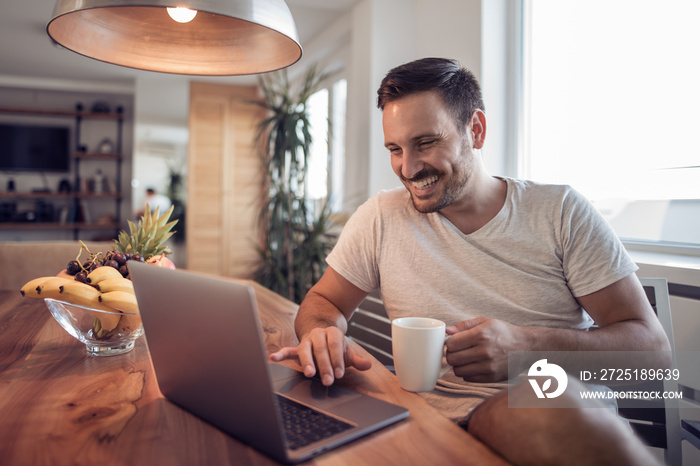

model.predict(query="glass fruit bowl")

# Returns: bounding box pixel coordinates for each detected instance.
[45,298,143,356]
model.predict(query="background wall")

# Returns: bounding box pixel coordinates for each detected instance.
[336,0,494,212]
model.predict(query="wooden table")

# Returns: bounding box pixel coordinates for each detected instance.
[0,287,506,465]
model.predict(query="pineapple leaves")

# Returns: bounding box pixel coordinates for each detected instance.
[112,205,177,260]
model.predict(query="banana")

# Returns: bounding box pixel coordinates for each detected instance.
[89,309,122,334]
[20,276,74,299]
[95,276,134,294]
[19,277,120,334]
[86,266,123,285]
[59,281,103,309]
[115,313,142,333]
[99,290,139,314]
[58,281,122,332]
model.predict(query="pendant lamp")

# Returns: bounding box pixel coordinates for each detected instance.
[47,0,302,76]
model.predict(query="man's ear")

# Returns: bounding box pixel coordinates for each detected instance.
[470,110,487,150]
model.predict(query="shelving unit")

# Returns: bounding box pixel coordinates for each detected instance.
[0,105,125,240]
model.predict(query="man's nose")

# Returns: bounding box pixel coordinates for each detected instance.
[401,150,424,180]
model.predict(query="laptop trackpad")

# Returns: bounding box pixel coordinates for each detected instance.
[269,363,362,410]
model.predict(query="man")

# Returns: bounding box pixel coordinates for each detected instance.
[271,58,669,464]
[135,187,171,218]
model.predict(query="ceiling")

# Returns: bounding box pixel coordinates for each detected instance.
[0,1,357,88]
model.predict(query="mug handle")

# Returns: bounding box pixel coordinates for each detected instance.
[439,334,452,377]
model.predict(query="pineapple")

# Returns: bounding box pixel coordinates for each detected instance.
[114,205,178,261]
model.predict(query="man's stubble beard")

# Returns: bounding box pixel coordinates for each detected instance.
[405,158,472,214]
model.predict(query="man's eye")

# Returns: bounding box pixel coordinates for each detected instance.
[419,139,436,148]
[388,147,401,155]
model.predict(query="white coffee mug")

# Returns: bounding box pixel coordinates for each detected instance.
[391,317,450,392]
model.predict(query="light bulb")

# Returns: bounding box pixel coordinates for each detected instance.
[167,7,198,23]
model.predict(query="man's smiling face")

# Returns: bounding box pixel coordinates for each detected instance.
[383,91,479,214]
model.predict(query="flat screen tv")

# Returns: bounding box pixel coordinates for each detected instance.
[0,122,71,172]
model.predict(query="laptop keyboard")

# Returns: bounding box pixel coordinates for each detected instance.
[276,395,354,450]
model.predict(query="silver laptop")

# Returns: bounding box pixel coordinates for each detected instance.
[129,262,409,464]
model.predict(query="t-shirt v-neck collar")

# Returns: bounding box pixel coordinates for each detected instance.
[436,176,512,238]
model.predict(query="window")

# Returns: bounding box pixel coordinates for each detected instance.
[523,0,700,247]
[306,77,347,214]
[306,88,329,200]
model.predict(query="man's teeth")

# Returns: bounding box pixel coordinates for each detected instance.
[412,175,438,190]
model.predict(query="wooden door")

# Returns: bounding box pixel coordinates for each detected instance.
[187,82,263,278]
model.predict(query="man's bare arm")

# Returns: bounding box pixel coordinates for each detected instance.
[270,267,372,385]
[525,273,670,352]
[445,274,671,382]
[294,266,367,337]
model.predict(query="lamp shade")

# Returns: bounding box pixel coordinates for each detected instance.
[47,0,302,76]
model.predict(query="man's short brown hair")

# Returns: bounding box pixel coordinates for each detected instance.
[377,58,485,130]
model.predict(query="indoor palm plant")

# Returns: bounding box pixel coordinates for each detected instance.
[250,66,335,303]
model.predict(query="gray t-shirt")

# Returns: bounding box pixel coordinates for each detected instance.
[327,177,637,419]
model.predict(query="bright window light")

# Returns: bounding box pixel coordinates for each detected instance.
[306,88,329,200]
[525,0,700,245]
[331,79,347,212]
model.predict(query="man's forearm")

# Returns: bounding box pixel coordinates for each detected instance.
[516,319,672,376]
[522,319,670,353]
[294,291,350,341]
[517,274,673,372]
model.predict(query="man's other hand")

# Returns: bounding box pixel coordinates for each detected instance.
[445,316,524,382]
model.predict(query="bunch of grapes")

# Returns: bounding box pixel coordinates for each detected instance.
[65,245,144,283]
